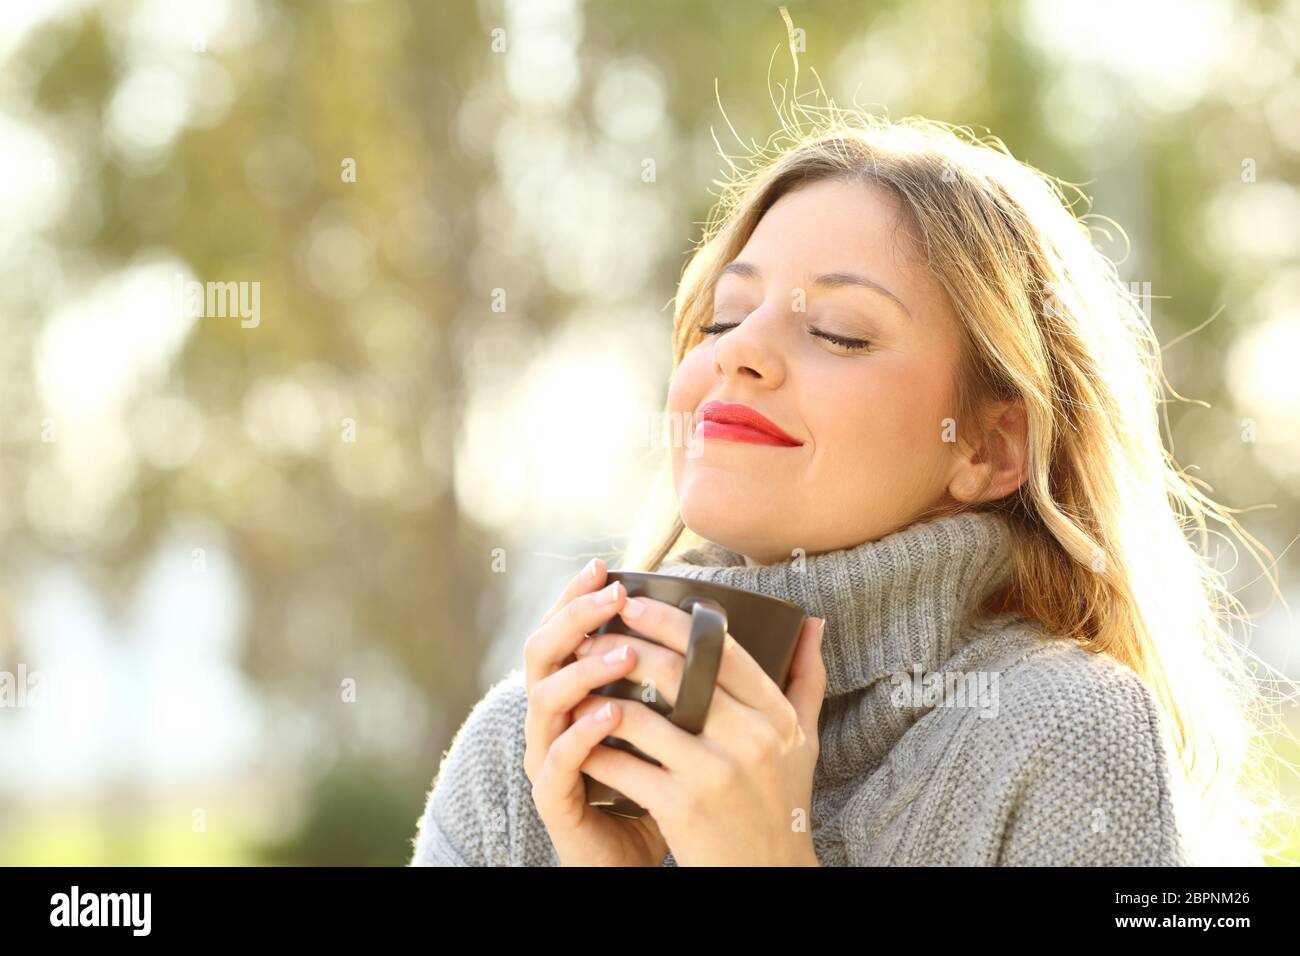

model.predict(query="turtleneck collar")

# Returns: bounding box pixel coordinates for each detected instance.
[655,510,1016,699]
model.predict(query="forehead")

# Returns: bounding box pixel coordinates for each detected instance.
[732,178,934,306]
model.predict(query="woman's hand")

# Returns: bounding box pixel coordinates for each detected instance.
[522,558,670,866]
[571,596,826,866]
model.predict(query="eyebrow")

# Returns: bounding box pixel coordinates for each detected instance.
[712,260,912,320]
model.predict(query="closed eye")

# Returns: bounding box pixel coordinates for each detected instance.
[698,321,872,353]
[809,328,873,351]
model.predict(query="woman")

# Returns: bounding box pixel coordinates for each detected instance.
[409,109,1285,866]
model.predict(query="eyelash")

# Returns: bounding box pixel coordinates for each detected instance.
[698,321,873,352]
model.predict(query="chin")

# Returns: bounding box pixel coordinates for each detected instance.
[678,483,780,560]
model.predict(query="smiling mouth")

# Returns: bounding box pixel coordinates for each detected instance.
[693,400,803,448]
[694,419,802,448]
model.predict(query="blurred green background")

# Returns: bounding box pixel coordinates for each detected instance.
[0,0,1297,865]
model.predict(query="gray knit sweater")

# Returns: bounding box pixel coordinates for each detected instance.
[409,510,1192,866]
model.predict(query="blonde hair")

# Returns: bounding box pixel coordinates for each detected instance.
[618,57,1297,865]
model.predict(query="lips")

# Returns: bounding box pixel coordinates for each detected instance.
[695,400,803,447]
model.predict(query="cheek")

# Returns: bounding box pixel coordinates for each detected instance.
[813,353,952,461]
[666,346,711,474]
[666,345,711,415]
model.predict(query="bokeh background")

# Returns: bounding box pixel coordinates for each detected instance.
[1,0,1297,865]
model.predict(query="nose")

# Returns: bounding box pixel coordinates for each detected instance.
[709,304,788,387]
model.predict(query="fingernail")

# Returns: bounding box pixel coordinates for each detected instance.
[603,643,630,663]
[621,596,645,618]
[596,581,621,604]
[595,701,616,722]
[574,640,592,657]
[584,558,599,580]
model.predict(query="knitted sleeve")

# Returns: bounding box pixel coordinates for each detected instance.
[408,669,558,866]
[994,648,1191,867]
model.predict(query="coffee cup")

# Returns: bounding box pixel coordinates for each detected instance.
[581,570,807,818]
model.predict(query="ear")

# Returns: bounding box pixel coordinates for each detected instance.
[947,398,1028,504]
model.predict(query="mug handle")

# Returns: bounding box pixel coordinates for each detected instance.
[668,597,727,735]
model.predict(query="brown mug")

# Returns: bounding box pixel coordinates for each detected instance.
[581,570,807,818]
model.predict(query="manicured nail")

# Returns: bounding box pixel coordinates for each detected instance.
[603,643,630,663]
[596,581,621,604]
[621,596,645,618]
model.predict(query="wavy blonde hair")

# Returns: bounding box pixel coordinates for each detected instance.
[617,77,1297,864]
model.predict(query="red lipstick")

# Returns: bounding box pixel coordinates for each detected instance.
[695,400,803,448]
